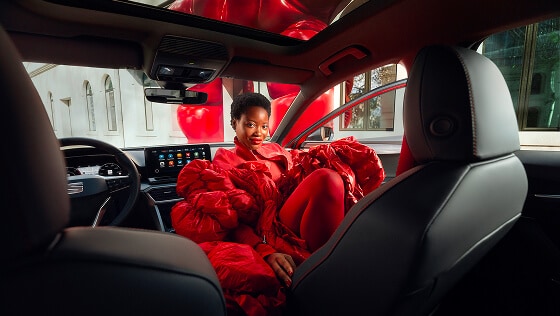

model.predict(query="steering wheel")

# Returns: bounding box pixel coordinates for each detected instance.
[60,137,141,227]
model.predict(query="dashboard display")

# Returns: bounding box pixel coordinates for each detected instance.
[77,165,101,175]
[144,144,211,182]
[66,163,125,177]
[98,163,124,176]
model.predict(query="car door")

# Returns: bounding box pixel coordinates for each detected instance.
[434,17,560,316]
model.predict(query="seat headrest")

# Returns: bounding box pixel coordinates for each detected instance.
[0,25,70,264]
[404,45,520,163]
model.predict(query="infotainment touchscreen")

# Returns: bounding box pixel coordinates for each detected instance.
[144,144,211,183]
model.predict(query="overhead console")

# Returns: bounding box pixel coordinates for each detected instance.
[144,144,211,184]
[149,36,229,84]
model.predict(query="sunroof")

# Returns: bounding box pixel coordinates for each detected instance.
[128,0,368,41]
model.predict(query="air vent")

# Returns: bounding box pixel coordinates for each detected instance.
[158,36,228,60]
[146,186,182,203]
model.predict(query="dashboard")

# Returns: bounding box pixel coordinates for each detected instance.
[65,152,127,177]
[62,143,212,181]
[61,143,213,232]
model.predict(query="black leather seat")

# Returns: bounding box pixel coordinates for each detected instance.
[287,45,528,315]
[0,26,226,315]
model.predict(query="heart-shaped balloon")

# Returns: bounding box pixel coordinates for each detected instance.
[177,105,224,143]
[177,79,224,143]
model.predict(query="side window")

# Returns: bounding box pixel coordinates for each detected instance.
[480,17,560,130]
[339,64,398,131]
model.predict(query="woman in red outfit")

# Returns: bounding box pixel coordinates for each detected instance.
[166,6,383,316]
[172,92,385,315]
[213,92,346,287]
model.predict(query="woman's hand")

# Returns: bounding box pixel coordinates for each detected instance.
[265,252,296,287]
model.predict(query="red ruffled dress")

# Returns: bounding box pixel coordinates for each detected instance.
[171,136,385,315]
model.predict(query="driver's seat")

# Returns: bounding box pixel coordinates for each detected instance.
[0,25,226,315]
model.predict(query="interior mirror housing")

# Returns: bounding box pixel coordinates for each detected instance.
[144,88,208,104]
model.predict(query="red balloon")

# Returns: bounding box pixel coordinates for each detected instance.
[169,0,260,27]
[169,0,332,38]
[187,79,223,105]
[280,19,327,40]
[176,78,224,143]
[177,105,224,143]
[268,92,296,135]
[243,80,255,94]
[266,83,300,100]
[269,88,334,142]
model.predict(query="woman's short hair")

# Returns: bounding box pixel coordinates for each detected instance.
[230,92,271,124]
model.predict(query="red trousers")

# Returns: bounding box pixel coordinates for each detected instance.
[279,168,345,251]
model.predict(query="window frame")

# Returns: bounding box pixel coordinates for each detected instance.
[481,17,560,132]
[287,78,407,149]
[339,64,398,132]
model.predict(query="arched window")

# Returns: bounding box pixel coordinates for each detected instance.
[48,91,55,130]
[104,76,117,131]
[85,81,96,131]
[142,73,155,131]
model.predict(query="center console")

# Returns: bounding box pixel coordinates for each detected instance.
[140,144,212,232]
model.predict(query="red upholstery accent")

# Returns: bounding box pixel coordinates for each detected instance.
[395,135,417,176]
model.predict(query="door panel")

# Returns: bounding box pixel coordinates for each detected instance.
[516,150,560,248]
[435,149,560,316]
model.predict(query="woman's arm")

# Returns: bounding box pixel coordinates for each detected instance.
[233,223,296,286]
[265,253,296,287]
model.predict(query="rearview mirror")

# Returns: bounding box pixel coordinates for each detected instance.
[144,88,208,104]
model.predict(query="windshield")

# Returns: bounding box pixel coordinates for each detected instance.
[26,0,407,150]
[26,62,406,148]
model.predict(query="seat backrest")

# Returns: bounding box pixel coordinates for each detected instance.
[287,45,528,316]
[0,25,226,315]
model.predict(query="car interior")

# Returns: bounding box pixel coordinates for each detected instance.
[2,0,560,315]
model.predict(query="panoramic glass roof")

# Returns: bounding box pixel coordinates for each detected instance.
[129,0,366,41]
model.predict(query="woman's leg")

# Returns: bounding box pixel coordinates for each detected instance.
[279,168,345,252]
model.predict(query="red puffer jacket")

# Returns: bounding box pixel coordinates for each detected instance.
[171,136,385,315]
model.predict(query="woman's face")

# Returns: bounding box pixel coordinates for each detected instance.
[233,105,269,150]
